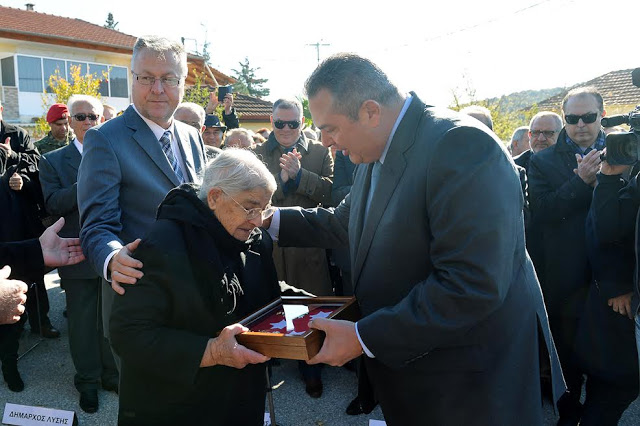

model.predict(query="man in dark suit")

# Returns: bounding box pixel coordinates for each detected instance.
[528,87,610,425]
[267,53,565,426]
[40,94,118,413]
[77,36,206,347]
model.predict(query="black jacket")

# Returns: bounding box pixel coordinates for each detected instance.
[110,184,282,426]
[0,121,44,243]
[573,171,639,386]
[528,129,593,317]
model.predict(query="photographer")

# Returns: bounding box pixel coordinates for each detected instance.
[576,155,640,424]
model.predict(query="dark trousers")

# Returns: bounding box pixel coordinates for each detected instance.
[25,276,51,330]
[0,314,26,369]
[550,315,584,422]
[580,376,638,426]
[64,277,118,391]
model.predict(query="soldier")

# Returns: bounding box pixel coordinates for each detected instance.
[35,103,73,155]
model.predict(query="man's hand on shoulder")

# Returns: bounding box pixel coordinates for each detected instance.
[108,239,144,295]
[308,318,363,366]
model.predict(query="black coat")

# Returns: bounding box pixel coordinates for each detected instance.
[0,121,44,242]
[574,172,639,386]
[528,129,593,317]
[110,185,282,426]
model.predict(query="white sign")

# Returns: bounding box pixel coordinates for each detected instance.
[369,421,387,426]
[2,403,75,426]
[263,412,271,426]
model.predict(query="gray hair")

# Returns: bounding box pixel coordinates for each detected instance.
[460,105,493,130]
[562,86,604,113]
[304,53,402,121]
[529,111,563,131]
[273,98,303,118]
[131,35,187,78]
[511,126,529,143]
[199,148,276,200]
[176,102,206,124]
[224,128,254,146]
[68,94,104,116]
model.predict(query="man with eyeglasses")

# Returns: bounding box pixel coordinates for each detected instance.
[514,112,563,173]
[252,98,333,398]
[77,36,206,395]
[39,95,118,413]
[528,87,637,425]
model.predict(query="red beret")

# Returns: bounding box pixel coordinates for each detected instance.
[46,103,69,123]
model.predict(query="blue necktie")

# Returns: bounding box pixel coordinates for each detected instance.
[159,131,184,183]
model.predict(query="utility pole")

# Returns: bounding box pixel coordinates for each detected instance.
[306,40,330,65]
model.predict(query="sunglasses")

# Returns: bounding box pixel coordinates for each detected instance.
[564,113,598,125]
[73,113,99,122]
[273,120,301,130]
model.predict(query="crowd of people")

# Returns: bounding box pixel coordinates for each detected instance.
[1,33,639,425]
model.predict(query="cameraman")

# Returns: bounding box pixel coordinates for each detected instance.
[578,154,640,424]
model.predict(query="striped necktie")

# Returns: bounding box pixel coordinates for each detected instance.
[159,130,184,183]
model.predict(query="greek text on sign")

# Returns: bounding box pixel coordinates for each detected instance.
[2,403,75,426]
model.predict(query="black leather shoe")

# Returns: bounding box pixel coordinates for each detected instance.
[304,376,323,398]
[345,395,376,415]
[79,389,99,413]
[31,324,61,339]
[2,363,24,392]
[102,378,119,394]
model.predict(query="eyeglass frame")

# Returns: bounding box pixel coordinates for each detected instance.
[72,113,100,122]
[564,112,599,125]
[273,120,301,130]
[221,189,276,221]
[529,130,558,139]
[131,71,183,88]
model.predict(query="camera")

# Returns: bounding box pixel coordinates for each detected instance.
[601,68,640,165]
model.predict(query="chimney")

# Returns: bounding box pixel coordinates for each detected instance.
[25,3,35,11]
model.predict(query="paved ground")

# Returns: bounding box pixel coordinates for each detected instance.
[0,270,639,425]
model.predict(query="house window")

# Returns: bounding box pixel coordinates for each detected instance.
[1,57,15,86]
[67,61,86,85]
[17,56,43,93]
[89,64,109,96]
[43,58,66,93]
[109,66,128,98]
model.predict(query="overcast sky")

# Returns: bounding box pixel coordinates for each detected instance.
[4,0,639,105]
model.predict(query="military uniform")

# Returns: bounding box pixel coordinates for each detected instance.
[35,131,73,155]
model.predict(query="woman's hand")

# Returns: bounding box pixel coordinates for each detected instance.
[200,323,270,368]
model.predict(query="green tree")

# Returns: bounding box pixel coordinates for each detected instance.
[183,70,225,121]
[232,57,270,99]
[104,13,118,30]
[34,65,104,137]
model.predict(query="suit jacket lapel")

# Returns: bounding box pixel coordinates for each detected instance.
[124,106,180,186]
[64,143,81,172]
[351,94,424,290]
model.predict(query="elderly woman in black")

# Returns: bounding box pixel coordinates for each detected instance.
[110,149,289,425]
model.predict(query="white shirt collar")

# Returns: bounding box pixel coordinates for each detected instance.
[132,104,176,141]
[379,94,413,165]
[73,138,83,154]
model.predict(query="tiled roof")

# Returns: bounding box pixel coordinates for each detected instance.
[0,5,234,84]
[234,93,273,120]
[537,68,640,111]
[0,5,137,50]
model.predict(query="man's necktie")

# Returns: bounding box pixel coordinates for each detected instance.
[160,131,184,183]
[364,161,382,217]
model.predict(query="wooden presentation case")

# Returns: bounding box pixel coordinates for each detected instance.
[236,296,359,361]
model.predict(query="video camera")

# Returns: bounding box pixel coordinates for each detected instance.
[601,68,640,165]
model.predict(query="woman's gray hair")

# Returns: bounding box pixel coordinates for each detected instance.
[199,148,276,200]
